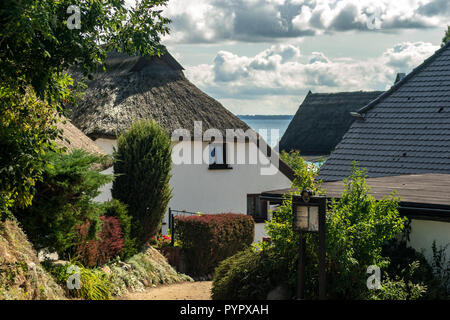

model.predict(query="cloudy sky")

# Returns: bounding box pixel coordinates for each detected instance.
[139,0,448,115]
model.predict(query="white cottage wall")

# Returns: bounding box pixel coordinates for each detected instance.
[92,138,291,242]
[408,219,450,263]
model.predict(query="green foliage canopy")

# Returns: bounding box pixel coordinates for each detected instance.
[1,0,170,100]
[443,26,450,46]
[0,0,170,218]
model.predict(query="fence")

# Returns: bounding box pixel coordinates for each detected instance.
[168,208,200,246]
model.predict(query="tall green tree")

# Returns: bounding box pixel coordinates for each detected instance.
[443,26,450,46]
[0,0,170,218]
[112,120,173,246]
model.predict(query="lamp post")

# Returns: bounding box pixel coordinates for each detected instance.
[292,190,326,300]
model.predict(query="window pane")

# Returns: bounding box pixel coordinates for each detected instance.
[209,143,224,165]
[209,146,216,164]
[309,206,319,232]
[295,206,309,229]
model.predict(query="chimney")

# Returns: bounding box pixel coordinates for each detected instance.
[394,73,406,84]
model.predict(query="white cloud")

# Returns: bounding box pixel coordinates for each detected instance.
[184,41,439,114]
[162,0,449,44]
[382,41,439,69]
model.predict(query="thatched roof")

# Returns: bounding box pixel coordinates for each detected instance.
[279,90,384,155]
[69,51,250,139]
[55,118,106,155]
[55,118,111,170]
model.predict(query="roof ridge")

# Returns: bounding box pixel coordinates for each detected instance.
[307,90,384,96]
[356,40,450,115]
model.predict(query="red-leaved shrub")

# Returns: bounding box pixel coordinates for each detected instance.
[175,213,254,276]
[75,216,124,267]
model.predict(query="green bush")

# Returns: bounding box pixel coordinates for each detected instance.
[322,166,406,299]
[175,213,254,276]
[14,149,112,257]
[212,248,288,300]
[44,261,112,300]
[367,261,428,300]
[430,241,450,297]
[112,120,172,246]
[212,162,414,300]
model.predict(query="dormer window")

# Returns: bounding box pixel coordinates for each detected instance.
[208,142,232,170]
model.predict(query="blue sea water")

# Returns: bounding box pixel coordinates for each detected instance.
[238,115,294,148]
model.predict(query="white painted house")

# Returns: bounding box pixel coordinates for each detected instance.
[70,51,294,242]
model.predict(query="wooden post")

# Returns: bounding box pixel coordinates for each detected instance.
[169,208,175,247]
[298,230,306,300]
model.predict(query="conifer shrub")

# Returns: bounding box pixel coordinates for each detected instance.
[175,213,254,276]
[14,149,112,257]
[112,120,172,247]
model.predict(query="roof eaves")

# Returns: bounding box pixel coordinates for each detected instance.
[356,41,450,115]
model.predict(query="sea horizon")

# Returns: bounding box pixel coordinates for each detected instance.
[238,114,294,148]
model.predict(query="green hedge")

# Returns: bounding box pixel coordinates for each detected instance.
[212,248,287,300]
[175,213,254,276]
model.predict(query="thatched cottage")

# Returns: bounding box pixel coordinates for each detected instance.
[279,90,384,161]
[69,51,294,241]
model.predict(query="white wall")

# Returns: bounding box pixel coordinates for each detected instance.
[93,166,113,203]
[93,138,291,243]
[95,138,117,155]
[408,219,450,263]
[92,138,116,203]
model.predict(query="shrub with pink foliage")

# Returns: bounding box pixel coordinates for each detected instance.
[75,216,124,267]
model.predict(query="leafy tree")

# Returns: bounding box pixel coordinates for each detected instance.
[213,160,418,299]
[0,87,59,219]
[0,0,170,218]
[1,0,170,100]
[279,150,322,194]
[322,165,406,298]
[14,149,112,257]
[112,120,172,246]
[443,26,450,46]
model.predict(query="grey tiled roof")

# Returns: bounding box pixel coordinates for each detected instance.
[318,42,450,182]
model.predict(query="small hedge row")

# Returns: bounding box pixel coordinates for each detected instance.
[212,249,280,300]
[175,213,254,276]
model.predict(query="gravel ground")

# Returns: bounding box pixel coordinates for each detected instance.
[117,281,212,300]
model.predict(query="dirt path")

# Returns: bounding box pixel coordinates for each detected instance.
[118,281,212,300]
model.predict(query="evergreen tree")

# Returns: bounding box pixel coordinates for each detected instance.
[112,120,172,246]
[14,149,112,256]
